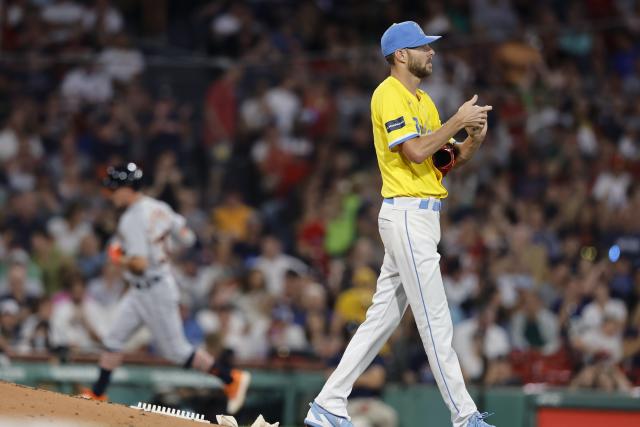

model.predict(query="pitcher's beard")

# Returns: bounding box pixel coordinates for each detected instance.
[408,58,431,79]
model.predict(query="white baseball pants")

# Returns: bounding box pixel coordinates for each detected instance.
[315,198,477,427]
[103,278,193,364]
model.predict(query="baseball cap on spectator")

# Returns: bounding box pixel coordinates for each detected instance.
[0,299,20,316]
[381,21,441,57]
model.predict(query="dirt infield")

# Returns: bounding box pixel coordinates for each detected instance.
[0,381,222,426]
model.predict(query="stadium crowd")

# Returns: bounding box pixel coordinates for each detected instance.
[1,0,640,397]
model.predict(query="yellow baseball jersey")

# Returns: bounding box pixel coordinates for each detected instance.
[371,76,448,199]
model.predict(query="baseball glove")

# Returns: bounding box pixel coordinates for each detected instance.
[432,142,459,177]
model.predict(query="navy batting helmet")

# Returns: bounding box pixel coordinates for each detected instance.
[103,162,144,190]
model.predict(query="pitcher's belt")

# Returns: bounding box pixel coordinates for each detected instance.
[383,197,442,211]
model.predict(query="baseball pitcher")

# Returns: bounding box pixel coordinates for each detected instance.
[305,22,494,427]
[81,163,251,415]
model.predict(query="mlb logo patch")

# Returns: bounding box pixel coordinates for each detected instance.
[385,116,405,133]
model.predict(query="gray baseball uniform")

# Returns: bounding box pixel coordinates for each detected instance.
[103,195,193,364]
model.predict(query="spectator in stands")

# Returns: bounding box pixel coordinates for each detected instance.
[253,236,307,297]
[250,124,313,198]
[2,191,45,251]
[267,304,308,358]
[177,239,236,311]
[0,299,22,353]
[0,248,43,299]
[47,201,93,257]
[443,257,479,322]
[263,76,301,136]
[97,33,145,84]
[81,0,123,37]
[0,262,40,322]
[203,66,242,147]
[147,99,186,164]
[553,275,586,335]
[236,268,273,326]
[579,282,627,333]
[86,262,124,308]
[49,272,102,352]
[211,191,256,242]
[176,187,209,241]
[279,269,308,326]
[0,106,44,167]
[75,232,105,279]
[30,227,73,296]
[570,314,632,392]
[60,59,113,109]
[510,289,560,355]
[470,0,519,41]
[453,303,513,386]
[17,297,52,354]
[196,281,264,361]
[239,78,274,134]
[333,266,376,333]
[609,256,636,303]
[39,0,86,46]
[301,282,332,358]
[592,155,632,209]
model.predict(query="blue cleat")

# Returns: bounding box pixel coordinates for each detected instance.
[304,401,354,427]
[467,412,495,427]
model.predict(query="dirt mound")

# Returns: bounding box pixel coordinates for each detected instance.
[0,381,221,426]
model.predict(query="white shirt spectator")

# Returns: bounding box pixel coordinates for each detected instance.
[82,6,123,34]
[211,13,241,36]
[443,272,478,308]
[49,295,102,351]
[453,318,510,380]
[197,308,268,360]
[173,264,227,311]
[264,85,301,135]
[41,0,85,25]
[619,132,639,160]
[98,47,145,83]
[592,170,632,208]
[577,124,598,156]
[240,96,273,131]
[47,217,93,256]
[0,128,44,162]
[580,327,623,365]
[61,66,114,107]
[580,299,627,330]
[269,322,307,354]
[254,254,307,296]
[497,272,534,309]
[6,2,26,28]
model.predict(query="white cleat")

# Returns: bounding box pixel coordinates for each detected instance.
[304,402,354,427]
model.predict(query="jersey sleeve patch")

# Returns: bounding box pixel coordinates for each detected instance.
[385,116,406,133]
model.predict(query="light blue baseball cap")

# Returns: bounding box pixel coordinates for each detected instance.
[381,21,441,57]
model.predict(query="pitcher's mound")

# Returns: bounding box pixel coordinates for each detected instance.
[0,380,221,426]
